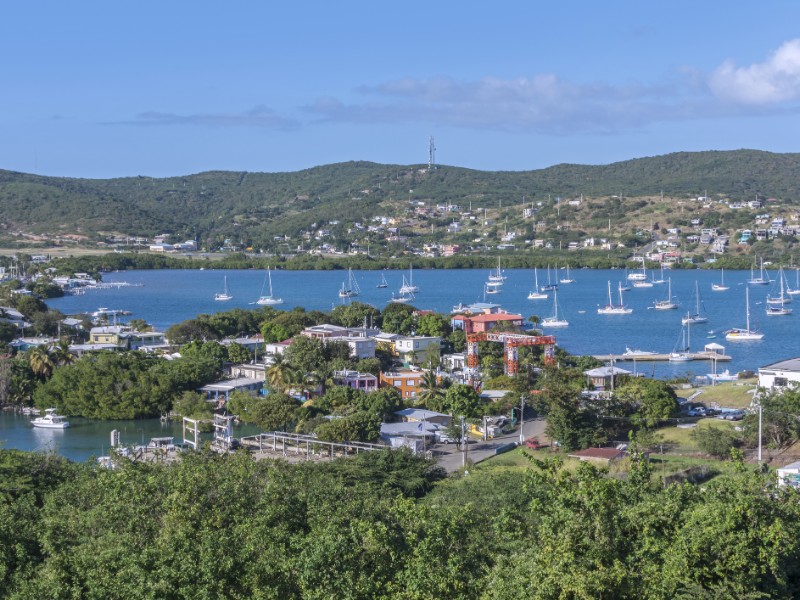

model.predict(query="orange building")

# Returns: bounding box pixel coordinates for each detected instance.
[454,312,525,334]
[379,369,423,400]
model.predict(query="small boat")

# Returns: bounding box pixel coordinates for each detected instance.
[631,264,652,288]
[747,257,770,285]
[376,272,389,288]
[31,408,70,429]
[708,369,739,382]
[787,268,800,296]
[682,281,708,325]
[669,321,692,362]
[711,268,729,292]
[255,267,284,306]
[487,258,506,284]
[338,268,361,298]
[725,288,764,340]
[653,278,678,310]
[598,281,632,315]
[399,264,419,294]
[540,266,557,291]
[527,268,548,300]
[559,264,575,284]
[214,275,233,301]
[389,290,414,304]
[541,288,568,327]
[484,282,501,296]
[623,347,658,357]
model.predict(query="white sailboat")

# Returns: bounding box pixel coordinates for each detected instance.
[747,257,770,285]
[541,288,569,327]
[399,264,419,294]
[527,268,548,300]
[255,268,284,305]
[338,268,361,298]
[653,277,678,310]
[487,258,506,284]
[669,320,692,362]
[559,264,575,284]
[650,266,666,285]
[682,281,708,325]
[598,281,632,315]
[711,268,729,292]
[725,288,764,340]
[214,275,233,301]
[787,268,800,296]
[632,264,653,288]
[766,269,792,315]
[766,267,792,306]
[391,276,416,303]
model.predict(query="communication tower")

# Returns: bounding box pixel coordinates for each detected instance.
[428,135,436,171]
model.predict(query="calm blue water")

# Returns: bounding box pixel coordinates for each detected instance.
[44,266,800,380]
[2,266,795,461]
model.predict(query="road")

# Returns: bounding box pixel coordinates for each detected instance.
[435,417,548,473]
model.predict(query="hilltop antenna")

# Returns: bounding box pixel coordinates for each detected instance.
[428,136,436,171]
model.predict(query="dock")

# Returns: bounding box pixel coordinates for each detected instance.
[593,351,731,363]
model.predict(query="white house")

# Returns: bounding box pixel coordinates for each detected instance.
[758,357,800,390]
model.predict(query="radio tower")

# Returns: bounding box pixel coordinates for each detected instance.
[428,135,436,171]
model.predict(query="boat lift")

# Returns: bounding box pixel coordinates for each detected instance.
[466,332,556,375]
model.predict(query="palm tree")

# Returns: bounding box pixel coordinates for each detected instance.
[266,354,296,393]
[27,345,55,380]
[50,339,75,367]
[418,368,445,409]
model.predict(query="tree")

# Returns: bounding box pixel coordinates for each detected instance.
[692,425,738,458]
[226,342,252,365]
[26,346,54,381]
[418,369,445,409]
[381,302,416,334]
[614,378,680,429]
[266,354,297,393]
[416,313,452,338]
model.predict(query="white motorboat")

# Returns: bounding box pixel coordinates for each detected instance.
[725,288,764,340]
[255,267,284,306]
[598,281,632,315]
[214,275,233,301]
[31,408,70,429]
[708,369,739,382]
[623,347,658,357]
[527,268,548,300]
[487,258,506,284]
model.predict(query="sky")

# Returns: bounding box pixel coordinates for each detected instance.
[3,1,800,179]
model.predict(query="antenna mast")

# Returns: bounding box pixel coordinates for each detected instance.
[428,136,436,170]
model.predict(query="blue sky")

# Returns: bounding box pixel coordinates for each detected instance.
[3,1,800,178]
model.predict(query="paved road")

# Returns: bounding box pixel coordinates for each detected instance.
[435,418,548,473]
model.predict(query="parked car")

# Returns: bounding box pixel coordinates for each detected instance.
[436,432,458,444]
[525,437,546,450]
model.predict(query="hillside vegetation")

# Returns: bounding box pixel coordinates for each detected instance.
[2,150,800,255]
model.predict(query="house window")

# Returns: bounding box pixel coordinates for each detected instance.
[775,377,788,387]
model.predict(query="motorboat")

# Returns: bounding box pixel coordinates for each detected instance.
[623,347,658,357]
[31,408,70,429]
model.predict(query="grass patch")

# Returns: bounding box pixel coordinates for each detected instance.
[680,380,758,409]
[657,418,738,451]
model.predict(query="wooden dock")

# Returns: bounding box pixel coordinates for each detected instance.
[593,351,731,363]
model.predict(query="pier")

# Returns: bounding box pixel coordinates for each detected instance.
[593,351,731,363]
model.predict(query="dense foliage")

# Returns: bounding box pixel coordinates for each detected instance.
[0,447,799,599]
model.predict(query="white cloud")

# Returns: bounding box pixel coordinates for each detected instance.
[710,39,800,105]
[115,105,300,130]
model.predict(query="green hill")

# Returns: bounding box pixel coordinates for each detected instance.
[2,149,800,251]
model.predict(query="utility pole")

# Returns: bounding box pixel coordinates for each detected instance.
[519,394,526,444]
[461,416,466,467]
[758,400,763,464]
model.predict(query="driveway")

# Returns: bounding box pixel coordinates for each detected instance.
[435,418,548,473]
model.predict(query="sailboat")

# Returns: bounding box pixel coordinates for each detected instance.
[682,281,708,325]
[399,264,419,294]
[540,266,557,291]
[725,288,764,340]
[787,268,800,296]
[669,320,692,362]
[711,268,729,292]
[338,268,361,298]
[527,268,548,300]
[653,277,678,310]
[766,269,792,315]
[390,278,415,304]
[650,266,666,285]
[541,288,569,327]
[632,264,653,288]
[598,281,632,315]
[559,264,575,284]
[487,258,506,284]
[214,275,233,301]
[747,257,770,285]
[766,267,792,305]
[376,272,388,288]
[255,268,283,305]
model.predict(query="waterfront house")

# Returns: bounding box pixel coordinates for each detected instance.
[199,377,266,407]
[758,357,800,390]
